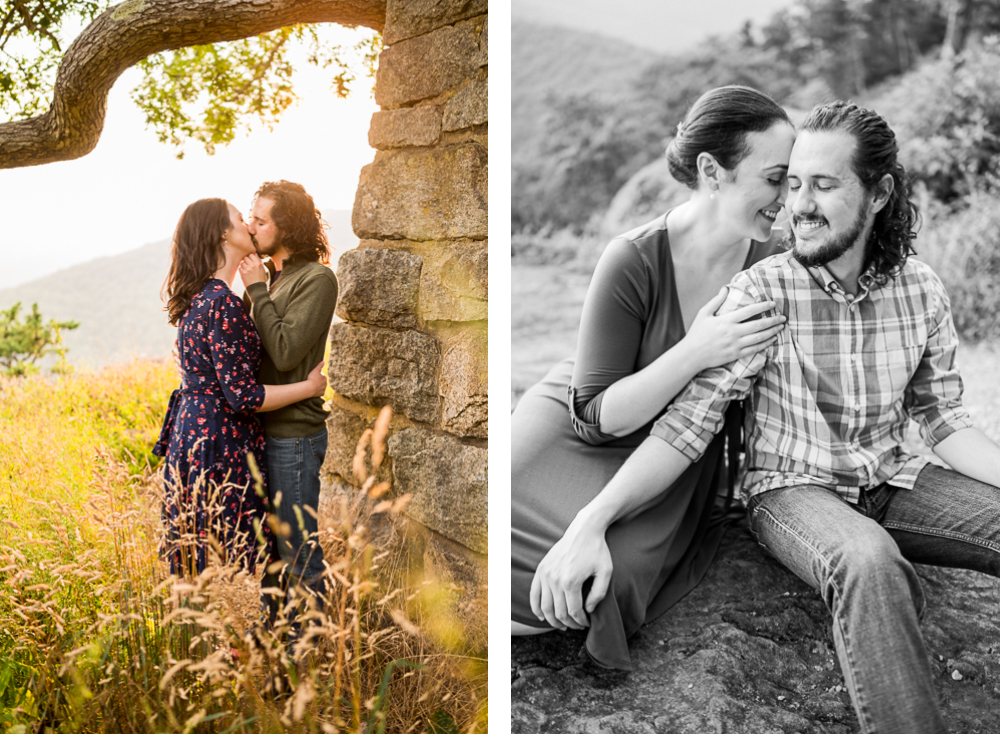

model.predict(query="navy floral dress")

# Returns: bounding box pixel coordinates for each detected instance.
[153,279,273,575]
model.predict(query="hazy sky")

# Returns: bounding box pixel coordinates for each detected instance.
[0,24,379,289]
[512,0,793,53]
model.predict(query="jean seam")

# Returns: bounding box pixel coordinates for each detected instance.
[831,590,876,734]
[881,521,1000,554]
[296,438,303,508]
[757,505,877,733]
[756,505,836,581]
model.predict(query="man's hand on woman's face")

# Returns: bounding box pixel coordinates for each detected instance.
[239,253,268,286]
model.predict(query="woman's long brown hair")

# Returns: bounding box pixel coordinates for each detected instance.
[162,198,232,326]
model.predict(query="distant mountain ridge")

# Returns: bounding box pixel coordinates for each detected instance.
[512,20,661,174]
[512,0,793,54]
[0,210,357,369]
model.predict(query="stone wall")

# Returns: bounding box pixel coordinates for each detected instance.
[323,0,488,652]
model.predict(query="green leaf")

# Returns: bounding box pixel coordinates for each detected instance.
[365,658,426,734]
[427,708,460,734]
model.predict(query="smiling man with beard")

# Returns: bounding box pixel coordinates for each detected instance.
[535,100,1000,734]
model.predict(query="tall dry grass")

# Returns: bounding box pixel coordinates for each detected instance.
[0,361,486,732]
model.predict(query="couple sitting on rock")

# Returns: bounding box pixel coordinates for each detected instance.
[153,180,338,657]
[512,88,1000,734]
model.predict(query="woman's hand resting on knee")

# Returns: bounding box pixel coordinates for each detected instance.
[529,514,613,630]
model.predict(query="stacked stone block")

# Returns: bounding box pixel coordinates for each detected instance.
[324,0,488,651]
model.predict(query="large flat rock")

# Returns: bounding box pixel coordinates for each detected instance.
[512,522,1000,733]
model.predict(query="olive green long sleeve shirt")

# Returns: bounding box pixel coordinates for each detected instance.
[244,257,339,438]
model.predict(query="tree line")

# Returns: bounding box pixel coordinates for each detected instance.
[514,0,1000,234]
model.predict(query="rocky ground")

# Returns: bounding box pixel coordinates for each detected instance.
[511,259,1000,733]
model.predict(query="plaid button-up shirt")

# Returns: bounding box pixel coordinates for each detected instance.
[651,250,973,504]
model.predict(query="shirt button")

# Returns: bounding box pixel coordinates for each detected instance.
[850,353,858,363]
[853,402,861,412]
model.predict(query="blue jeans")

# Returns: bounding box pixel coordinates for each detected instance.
[261,429,328,636]
[748,465,1000,734]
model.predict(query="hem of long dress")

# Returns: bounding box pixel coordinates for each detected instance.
[585,640,633,671]
[584,521,731,673]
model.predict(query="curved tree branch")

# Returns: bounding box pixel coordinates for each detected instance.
[0,0,386,169]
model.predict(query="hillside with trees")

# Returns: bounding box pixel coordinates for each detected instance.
[514,0,975,230]
[513,0,1000,340]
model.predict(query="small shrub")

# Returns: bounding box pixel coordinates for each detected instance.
[0,301,79,376]
[511,226,605,269]
[917,191,1000,342]
[876,38,1000,203]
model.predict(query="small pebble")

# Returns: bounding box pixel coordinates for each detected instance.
[952,670,964,681]
[688,683,694,689]
[778,695,786,701]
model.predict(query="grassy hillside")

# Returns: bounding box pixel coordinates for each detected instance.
[0,210,357,369]
[0,363,485,730]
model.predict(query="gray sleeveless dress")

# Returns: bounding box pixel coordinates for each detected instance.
[511,214,781,669]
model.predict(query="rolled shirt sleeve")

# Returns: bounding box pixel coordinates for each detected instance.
[905,270,973,446]
[650,275,770,462]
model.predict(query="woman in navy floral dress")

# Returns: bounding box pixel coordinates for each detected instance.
[154,198,326,575]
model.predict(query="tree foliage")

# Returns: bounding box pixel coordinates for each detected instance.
[0,302,79,376]
[874,37,1000,203]
[132,25,380,156]
[512,0,1000,234]
[0,0,381,159]
[0,0,104,117]
[754,0,947,100]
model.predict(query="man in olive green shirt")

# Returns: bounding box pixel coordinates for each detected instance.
[239,180,339,647]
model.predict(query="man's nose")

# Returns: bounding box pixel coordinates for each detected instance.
[790,187,815,217]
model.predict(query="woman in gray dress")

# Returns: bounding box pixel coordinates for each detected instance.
[511,86,795,669]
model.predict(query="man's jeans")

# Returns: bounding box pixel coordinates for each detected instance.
[748,465,1000,734]
[262,429,328,644]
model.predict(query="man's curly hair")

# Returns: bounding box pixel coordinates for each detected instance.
[254,180,330,265]
[800,101,919,286]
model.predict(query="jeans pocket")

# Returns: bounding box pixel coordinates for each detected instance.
[745,494,768,546]
[308,432,328,466]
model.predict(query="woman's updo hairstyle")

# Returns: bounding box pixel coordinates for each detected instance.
[666,85,791,189]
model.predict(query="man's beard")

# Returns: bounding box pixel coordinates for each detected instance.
[789,204,869,269]
[252,233,279,258]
